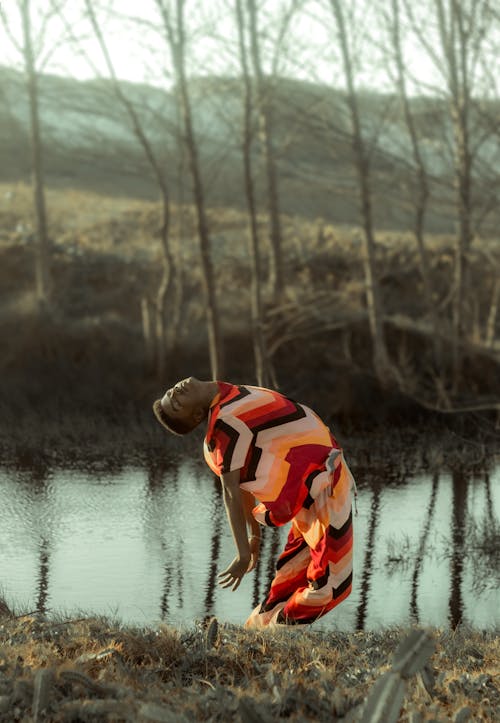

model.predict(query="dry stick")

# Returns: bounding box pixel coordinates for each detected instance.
[32,668,55,723]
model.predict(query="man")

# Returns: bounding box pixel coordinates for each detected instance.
[153,376,355,627]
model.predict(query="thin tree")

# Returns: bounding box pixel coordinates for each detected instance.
[235,0,270,387]
[435,0,474,388]
[0,0,56,310]
[329,0,392,386]
[82,0,176,379]
[386,0,441,364]
[246,0,284,304]
[404,0,493,387]
[155,0,224,380]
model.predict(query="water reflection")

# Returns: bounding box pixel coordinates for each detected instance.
[0,459,498,630]
[410,472,439,624]
[37,538,50,616]
[484,472,494,523]
[203,484,223,616]
[14,459,54,617]
[355,485,381,631]
[450,470,467,628]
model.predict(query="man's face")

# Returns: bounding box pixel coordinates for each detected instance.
[160,376,204,425]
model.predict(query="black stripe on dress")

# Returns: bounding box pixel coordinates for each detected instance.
[215,419,240,474]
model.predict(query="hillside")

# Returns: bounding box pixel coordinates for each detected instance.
[2,66,499,233]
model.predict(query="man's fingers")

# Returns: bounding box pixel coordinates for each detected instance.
[218,558,247,590]
[218,568,243,590]
[218,575,241,590]
[218,568,235,580]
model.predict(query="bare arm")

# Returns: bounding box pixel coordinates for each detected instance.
[241,488,261,571]
[218,469,251,590]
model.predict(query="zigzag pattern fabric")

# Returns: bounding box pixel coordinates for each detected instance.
[204,382,354,626]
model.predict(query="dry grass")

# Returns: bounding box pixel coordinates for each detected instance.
[0,599,498,722]
[1,181,499,463]
[2,180,499,353]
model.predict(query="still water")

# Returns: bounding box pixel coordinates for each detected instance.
[0,458,498,631]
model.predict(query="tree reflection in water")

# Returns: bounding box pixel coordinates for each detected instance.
[37,538,50,615]
[484,472,494,523]
[0,458,498,629]
[449,469,467,628]
[203,479,223,616]
[410,472,439,623]
[30,459,52,617]
[355,485,381,631]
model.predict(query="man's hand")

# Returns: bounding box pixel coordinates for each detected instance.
[218,555,251,591]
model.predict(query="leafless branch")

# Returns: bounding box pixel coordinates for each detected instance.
[0,4,23,53]
[50,0,102,77]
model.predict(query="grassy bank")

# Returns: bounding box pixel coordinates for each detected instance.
[0,405,498,478]
[0,601,498,722]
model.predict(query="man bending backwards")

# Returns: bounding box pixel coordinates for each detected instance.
[153,377,356,627]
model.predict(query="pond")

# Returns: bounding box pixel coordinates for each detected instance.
[0,457,498,631]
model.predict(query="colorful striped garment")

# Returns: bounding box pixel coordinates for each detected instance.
[204,382,355,626]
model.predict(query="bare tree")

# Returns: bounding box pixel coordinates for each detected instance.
[81,0,177,379]
[0,0,59,310]
[328,0,392,386]
[235,0,270,386]
[246,0,284,304]
[386,0,442,365]
[435,0,475,387]
[155,0,224,380]
[403,0,495,386]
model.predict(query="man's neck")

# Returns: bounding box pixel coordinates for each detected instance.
[203,380,220,413]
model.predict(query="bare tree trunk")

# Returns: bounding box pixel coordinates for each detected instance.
[21,0,51,310]
[435,0,474,388]
[390,0,441,365]
[85,0,175,380]
[485,279,499,348]
[247,0,284,304]
[329,0,392,386]
[141,296,155,369]
[168,125,187,361]
[156,0,224,380]
[235,0,269,387]
[155,195,174,379]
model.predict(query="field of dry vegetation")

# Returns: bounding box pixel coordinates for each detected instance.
[1,185,499,721]
[0,182,499,460]
[0,598,499,723]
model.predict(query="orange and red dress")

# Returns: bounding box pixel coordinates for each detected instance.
[204,382,355,626]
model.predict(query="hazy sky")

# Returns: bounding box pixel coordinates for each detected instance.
[0,0,497,97]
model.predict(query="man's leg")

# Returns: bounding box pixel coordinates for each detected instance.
[277,462,354,625]
[244,524,310,628]
[277,510,353,624]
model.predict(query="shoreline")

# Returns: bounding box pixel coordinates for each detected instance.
[1,413,498,473]
[0,604,498,722]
